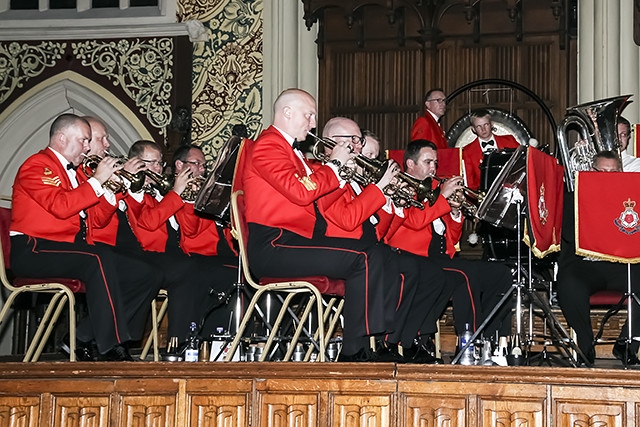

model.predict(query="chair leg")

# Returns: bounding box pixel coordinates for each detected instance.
[225,287,269,362]
[29,292,72,362]
[261,293,297,362]
[283,294,316,361]
[24,292,66,362]
[140,294,168,361]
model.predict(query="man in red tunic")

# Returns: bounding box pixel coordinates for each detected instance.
[238,88,392,360]
[10,113,158,361]
[410,88,448,149]
[462,108,520,191]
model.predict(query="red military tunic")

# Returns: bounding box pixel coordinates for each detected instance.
[11,148,101,242]
[386,195,463,259]
[462,133,520,191]
[127,191,185,253]
[241,126,341,238]
[410,112,448,150]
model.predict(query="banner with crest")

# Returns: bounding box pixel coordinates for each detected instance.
[524,147,564,258]
[576,171,640,263]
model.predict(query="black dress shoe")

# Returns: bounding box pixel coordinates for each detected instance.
[375,343,406,363]
[61,335,98,361]
[336,347,377,362]
[612,343,640,365]
[403,343,444,364]
[99,344,134,361]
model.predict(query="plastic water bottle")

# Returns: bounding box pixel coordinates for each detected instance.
[458,323,475,365]
[184,322,200,362]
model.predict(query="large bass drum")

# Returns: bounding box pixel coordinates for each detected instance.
[476,146,528,261]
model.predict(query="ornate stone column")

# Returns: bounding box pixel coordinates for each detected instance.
[262,0,318,127]
[579,0,640,122]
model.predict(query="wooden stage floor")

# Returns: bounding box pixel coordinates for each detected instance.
[0,359,639,427]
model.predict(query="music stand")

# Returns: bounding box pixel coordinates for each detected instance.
[575,171,640,368]
[452,146,587,366]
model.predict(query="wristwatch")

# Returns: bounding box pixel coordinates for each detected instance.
[328,159,342,168]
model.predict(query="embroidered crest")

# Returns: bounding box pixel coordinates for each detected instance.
[537,183,549,225]
[614,198,640,235]
[295,173,317,191]
[43,167,52,175]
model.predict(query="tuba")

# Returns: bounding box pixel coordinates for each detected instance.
[556,95,632,191]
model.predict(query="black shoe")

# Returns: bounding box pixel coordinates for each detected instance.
[99,344,134,361]
[418,336,437,357]
[612,342,640,365]
[336,347,377,362]
[375,343,406,363]
[403,343,444,364]
[61,335,98,361]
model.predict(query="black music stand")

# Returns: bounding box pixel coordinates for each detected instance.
[452,146,587,367]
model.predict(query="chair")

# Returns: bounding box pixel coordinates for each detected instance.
[0,203,85,361]
[225,190,345,362]
[139,289,168,361]
[591,290,628,346]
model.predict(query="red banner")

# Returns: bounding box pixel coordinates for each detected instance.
[576,171,640,263]
[438,147,462,178]
[524,147,563,258]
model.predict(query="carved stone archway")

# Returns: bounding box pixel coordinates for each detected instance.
[0,70,153,199]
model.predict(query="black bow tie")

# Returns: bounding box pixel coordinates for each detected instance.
[66,163,76,170]
[292,139,301,151]
[481,140,496,150]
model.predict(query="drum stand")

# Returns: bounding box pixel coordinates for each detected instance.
[452,198,589,367]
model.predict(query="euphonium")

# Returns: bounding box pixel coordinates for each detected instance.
[81,153,145,193]
[556,94,631,191]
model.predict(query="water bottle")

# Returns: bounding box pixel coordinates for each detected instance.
[458,323,475,365]
[184,322,200,362]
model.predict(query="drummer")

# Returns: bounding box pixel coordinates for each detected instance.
[462,108,520,191]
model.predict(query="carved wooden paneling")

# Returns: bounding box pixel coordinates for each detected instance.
[553,386,638,427]
[120,395,176,427]
[258,393,318,427]
[187,378,251,426]
[0,396,40,427]
[190,394,247,427]
[314,1,574,155]
[53,396,110,427]
[331,394,391,427]
[6,363,640,426]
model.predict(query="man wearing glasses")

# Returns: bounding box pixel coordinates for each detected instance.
[617,116,640,172]
[410,88,449,149]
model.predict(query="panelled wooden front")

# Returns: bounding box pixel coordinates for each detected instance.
[2,363,640,426]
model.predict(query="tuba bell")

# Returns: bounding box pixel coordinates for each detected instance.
[556,95,632,191]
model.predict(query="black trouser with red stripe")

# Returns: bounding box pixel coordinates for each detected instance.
[247,224,392,355]
[10,235,161,354]
[386,249,451,347]
[428,254,513,338]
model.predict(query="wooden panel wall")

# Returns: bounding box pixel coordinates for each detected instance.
[311,0,576,154]
[2,363,640,426]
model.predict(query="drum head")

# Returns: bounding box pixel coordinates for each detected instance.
[476,145,527,230]
[479,148,517,193]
